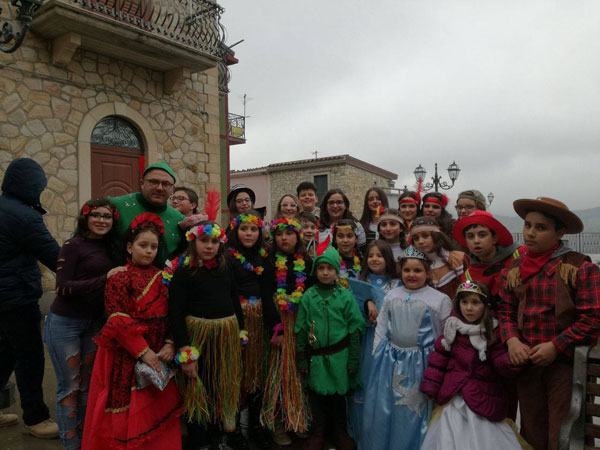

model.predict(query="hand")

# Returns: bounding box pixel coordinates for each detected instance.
[272,335,283,347]
[157,343,175,362]
[107,266,127,278]
[529,341,559,366]
[141,349,162,372]
[366,301,379,323]
[506,337,531,366]
[448,251,466,269]
[181,361,198,378]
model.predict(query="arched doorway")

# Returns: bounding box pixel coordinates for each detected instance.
[91,116,145,198]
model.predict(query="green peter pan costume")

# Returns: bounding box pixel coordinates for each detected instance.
[110,161,185,266]
[295,246,365,395]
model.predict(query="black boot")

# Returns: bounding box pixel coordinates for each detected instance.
[248,392,272,449]
[225,427,249,450]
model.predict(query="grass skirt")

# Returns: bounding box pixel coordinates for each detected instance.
[179,315,241,432]
[260,311,309,433]
[241,299,265,394]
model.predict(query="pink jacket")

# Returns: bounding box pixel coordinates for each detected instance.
[421,323,520,422]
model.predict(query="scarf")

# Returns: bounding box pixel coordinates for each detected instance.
[520,243,559,282]
[441,316,497,361]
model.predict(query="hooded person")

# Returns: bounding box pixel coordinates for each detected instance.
[109,161,185,267]
[0,158,60,438]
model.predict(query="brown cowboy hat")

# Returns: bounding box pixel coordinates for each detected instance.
[513,197,583,234]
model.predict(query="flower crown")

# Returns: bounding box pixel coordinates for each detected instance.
[400,246,428,262]
[130,212,164,234]
[186,223,227,243]
[456,281,487,298]
[230,213,265,230]
[82,204,120,222]
[270,218,303,240]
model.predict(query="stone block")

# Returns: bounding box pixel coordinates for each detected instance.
[62,85,82,97]
[0,78,16,94]
[1,124,19,138]
[58,169,78,186]
[49,146,66,159]
[64,123,78,136]
[2,93,21,113]
[8,109,27,126]
[51,197,67,215]
[43,118,63,132]
[52,33,81,67]
[32,152,51,167]
[60,155,77,170]
[29,105,53,119]
[48,176,67,193]
[28,91,51,105]
[67,110,83,126]
[24,139,42,155]
[84,72,102,85]
[54,133,75,146]
[51,97,70,120]
[26,120,46,136]
[41,133,54,150]
[10,136,27,153]
[72,98,87,113]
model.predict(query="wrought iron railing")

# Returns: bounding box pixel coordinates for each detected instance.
[512,232,600,256]
[73,0,225,55]
[228,113,245,140]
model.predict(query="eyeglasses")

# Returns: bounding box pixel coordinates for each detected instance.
[455,205,476,212]
[236,197,252,204]
[281,203,297,209]
[169,195,189,202]
[327,200,344,206]
[89,212,113,221]
[144,179,174,189]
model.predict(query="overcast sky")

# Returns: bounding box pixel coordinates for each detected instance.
[220,0,600,216]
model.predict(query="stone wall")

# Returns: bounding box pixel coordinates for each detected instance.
[0,16,221,289]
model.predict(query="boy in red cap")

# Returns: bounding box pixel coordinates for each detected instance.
[498,197,600,450]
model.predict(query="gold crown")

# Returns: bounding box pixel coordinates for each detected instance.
[456,281,487,298]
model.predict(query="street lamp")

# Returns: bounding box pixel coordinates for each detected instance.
[0,0,44,53]
[487,192,495,208]
[413,161,461,192]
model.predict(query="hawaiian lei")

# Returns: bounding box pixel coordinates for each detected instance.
[340,252,361,277]
[162,254,191,286]
[227,247,267,275]
[274,252,306,312]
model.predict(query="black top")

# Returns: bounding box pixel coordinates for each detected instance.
[226,250,280,330]
[50,235,112,319]
[168,263,245,348]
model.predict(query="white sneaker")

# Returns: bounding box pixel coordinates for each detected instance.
[0,411,18,428]
[24,418,59,439]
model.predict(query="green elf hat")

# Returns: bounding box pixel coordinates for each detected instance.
[311,239,341,276]
[143,161,176,183]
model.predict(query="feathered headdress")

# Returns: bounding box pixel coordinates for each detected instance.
[204,189,221,221]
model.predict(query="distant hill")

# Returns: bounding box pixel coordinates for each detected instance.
[495,207,600,233]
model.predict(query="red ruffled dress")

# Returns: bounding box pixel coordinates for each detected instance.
[81,264,182,450]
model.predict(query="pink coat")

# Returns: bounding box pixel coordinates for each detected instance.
[421,325,520,422]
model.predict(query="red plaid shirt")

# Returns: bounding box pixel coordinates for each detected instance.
[499,254,600,356]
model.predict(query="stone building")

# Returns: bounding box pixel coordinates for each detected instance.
[230,155,398,220]
[0,0,244,290]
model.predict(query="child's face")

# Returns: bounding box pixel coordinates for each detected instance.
[465,225,497,262]
[275,229,298,254]
[301,220,317,242]
[298,189,318,212]
[399,203,417,221]
[456,198,477,218]
[367,246,386,275]
[195,235,220,261]
[401,258,428,290]
[335,227,356,257]
[235,192,253,213]
[237,222,259,249]
[127,230,158,266]
[459,293,485,324]
[327,193,346,221]
[379,219,402,243]
[87,206,114,237]
[523,211,565,254]
[422,202,442,220]
[279,196,298,219]
[316,262,337,284]
[412,231,434,253]
[367,190,382,212]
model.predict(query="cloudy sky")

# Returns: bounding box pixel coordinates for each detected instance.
[220,0,600,216]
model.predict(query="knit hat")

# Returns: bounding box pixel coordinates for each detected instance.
[457,189,486,207]
[143,161,176,183]
[311,245,341,276]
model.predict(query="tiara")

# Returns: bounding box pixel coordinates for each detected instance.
[456,281,487,298]
[400,246,428,261]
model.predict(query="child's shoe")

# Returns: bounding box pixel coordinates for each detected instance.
[225,428,249,450]
[0,411,18,428]
[23,418,59,439]
[272,422,292,447]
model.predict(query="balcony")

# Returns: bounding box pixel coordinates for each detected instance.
[31,0,224,74]
[228,112,245,145]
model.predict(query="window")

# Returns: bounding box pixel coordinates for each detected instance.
[313,174,328,202]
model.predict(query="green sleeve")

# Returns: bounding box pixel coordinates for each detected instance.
[347,330,361,373]
[295,292,310,372]
[343,290,366,335]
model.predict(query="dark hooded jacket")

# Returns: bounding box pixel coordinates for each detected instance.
[0,158,60,311]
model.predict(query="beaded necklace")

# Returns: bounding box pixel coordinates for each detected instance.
[227,247,266,275]
[274,252,306,313]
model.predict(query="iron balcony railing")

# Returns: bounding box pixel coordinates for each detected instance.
[74,0,225,55]
[512,232,600,256]
[228,113,245,140]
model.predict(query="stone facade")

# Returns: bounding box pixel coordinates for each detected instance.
[0,8,223,289]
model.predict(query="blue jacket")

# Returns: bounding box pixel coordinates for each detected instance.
[0,158,60,311]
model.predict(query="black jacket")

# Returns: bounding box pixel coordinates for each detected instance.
[0,158,60,311]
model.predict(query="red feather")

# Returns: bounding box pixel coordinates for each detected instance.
[316,235,331,257]
[204,189,221,221]
[415,179,423,204]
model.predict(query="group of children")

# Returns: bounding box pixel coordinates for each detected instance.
[75,183,600,450]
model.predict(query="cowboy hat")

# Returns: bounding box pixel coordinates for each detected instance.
[513,197,583,234]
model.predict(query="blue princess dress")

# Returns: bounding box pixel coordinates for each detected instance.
[361,285,451,450]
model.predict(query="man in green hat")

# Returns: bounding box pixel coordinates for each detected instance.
[110,161,185,266]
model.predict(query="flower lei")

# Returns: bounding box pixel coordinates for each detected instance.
[161,254,191,286]
[230,213,265,230]
[340,251,361,277]
[275,252,306,313]
[227,247,266,275]
[174,347,199,365]
[186,223,227,243]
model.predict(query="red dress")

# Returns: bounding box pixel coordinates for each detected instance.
[82,264,182,450]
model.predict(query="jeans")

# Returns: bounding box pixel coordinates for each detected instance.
[0,302,50,426]
[44,311,100,450]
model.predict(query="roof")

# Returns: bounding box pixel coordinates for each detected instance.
[231,154,397,180]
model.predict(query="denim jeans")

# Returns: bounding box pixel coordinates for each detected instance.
[44,311,101,450]
[0,302,50,426]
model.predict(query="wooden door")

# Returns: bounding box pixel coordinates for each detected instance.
[91,145,144,198]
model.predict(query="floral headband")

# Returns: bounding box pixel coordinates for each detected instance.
[230,213,265,230]
[186,223,227,243]
[270,218,303,240]
[456,281,488,298]
[130,212,164,234]
[82,204,119,222]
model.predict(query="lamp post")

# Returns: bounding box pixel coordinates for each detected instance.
[487,192,494,208]
[0,0,44,53]
[413,161,461,192]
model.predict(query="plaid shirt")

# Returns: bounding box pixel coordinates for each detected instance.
[498,254,600,356]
